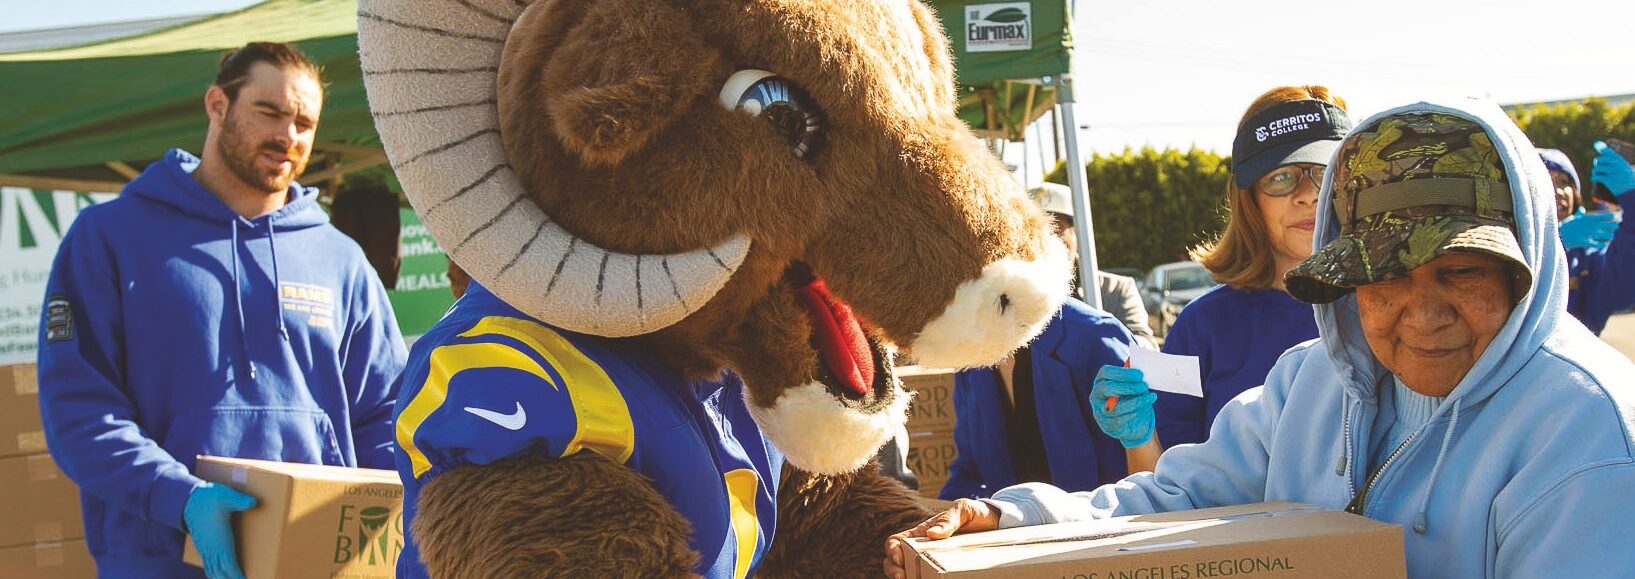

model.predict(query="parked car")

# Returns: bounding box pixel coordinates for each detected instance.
[1142,261,1214,337]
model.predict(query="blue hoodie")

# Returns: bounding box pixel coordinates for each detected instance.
[36,149,407,577]
[983,100,1635,577]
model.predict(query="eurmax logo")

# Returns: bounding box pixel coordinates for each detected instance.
[333,504,403,568]
[965,3,1032,53]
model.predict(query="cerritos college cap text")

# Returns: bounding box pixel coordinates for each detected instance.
[1232,100,1353,189]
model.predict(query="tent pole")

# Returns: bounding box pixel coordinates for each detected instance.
[1053,74,1100,310]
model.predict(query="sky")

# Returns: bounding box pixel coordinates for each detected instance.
[6,0,1635,184]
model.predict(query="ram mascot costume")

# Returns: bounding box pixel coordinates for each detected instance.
[359,0,1072,576]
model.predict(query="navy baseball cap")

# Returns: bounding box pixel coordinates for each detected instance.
[1231,100,1353,190]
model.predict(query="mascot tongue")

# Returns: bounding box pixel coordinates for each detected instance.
[796,278,874,396]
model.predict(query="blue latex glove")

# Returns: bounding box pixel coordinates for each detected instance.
[1090,365,1157,448]
[1559,208,1619,251]
[1592,141,1635,198]
[184,482,256,579]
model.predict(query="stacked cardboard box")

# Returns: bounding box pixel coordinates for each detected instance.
[184,456,405,578]
[0,539,97,579]
[0,364,94,578]
[900,366,958,498]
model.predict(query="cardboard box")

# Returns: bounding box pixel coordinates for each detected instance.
[906,426,957,499]
[0,539,95,579]
[183,456,404,579]
[0,364,48,459]
[901,502,1406,578]
[901,366,957,432]
[0,453,84,548]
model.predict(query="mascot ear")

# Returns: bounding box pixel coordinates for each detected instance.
[536,0,719,166]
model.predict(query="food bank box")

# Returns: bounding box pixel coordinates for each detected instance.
[900,366,956,432]
[900,502,1405,579]
[183,456,404,578]
[906,426,956,498]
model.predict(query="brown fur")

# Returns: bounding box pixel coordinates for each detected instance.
[422,0,1062,576]
[758,463,935,578]
[498,0,1057,395]
[413,453,697,578]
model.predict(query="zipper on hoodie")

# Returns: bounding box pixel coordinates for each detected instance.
[1344,425,1421,515]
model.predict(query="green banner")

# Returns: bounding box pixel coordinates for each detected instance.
[387,209,454,339]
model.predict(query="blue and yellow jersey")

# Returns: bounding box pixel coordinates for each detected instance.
[392,282,782,579]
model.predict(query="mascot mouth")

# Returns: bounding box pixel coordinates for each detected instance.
[788,263,894,406]
[746,263,908,475]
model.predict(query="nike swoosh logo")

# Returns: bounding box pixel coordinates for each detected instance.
[464,402,527,431]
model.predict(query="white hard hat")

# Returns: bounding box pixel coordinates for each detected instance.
[1028,182,1073,218]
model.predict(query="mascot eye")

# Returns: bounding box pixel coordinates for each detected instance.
[719,69,825,159]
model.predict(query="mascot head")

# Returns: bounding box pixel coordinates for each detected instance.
[360,0,1071,474]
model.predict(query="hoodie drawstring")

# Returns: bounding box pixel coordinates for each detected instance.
[1414,398,1462,534]
[229,220,255,381]
[267,219,288,340]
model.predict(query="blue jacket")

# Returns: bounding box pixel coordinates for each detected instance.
[940,299,1133,499]
[36,149,407,577]
[394,282,781,579]
[1156,286,1318,446]
[985,100,1635,577]
[1564,207,1635,333]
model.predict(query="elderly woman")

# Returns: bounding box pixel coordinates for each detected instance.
[886,100,1635,578]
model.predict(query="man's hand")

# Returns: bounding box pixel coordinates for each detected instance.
[184,482,256,579]
[883,498,999,578]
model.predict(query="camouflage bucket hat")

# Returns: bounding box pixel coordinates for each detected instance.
[1284,112,1533,304]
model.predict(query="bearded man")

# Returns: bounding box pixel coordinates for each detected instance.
[36,42,406,579]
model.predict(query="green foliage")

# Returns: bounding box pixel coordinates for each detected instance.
[1509,97,1635,199]
[1045,146,1231,271]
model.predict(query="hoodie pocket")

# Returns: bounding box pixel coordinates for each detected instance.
[164,406,347,467]
[90,407,347,560]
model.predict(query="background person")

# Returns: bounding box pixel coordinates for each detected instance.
[1547,144,1635,334]
[1028,182,1158,348]
[887,101,1635,579]
[36,42,407,579]
[1094,86,1352,472]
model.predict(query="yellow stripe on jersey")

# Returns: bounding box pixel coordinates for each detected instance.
[723,469,761,579]
[397,341,555,477]
[460,318,636,464]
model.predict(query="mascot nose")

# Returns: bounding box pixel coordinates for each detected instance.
[904,235,1073,369]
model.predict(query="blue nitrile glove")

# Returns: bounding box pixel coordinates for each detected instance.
[1592,141,1635,198]
[184,482,256,579]
[1559,208,1619,251]
[1091,365,1157,448]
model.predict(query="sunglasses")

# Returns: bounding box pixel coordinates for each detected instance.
[1256,164,1326,197]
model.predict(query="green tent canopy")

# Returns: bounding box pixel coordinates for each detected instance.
[0,0,1101,306]
[0,0,1076,182]
[930,1,1072,142]
[0,0,382,191]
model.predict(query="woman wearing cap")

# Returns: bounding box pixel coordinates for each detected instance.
[1092,86,1352,471]
[886,100,1635,578]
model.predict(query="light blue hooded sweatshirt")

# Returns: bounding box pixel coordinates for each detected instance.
[984,99,1635,578]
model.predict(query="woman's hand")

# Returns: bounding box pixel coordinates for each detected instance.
[883,498,1000,578]
[1091,365,1157,448]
